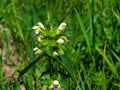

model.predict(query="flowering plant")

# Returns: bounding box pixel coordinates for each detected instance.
[32,22,68,58]
[18,22,73,89]
[32,22,69,89]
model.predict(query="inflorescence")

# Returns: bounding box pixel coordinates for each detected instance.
[32,22,68,57]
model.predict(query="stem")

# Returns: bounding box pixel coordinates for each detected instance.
[48,56,52,78]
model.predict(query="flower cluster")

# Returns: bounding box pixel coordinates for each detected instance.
[32,22,68,57]
[49,80,60,90]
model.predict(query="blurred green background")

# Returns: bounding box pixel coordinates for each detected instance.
[0,0,120,90]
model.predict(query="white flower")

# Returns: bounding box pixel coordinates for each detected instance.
[37,22,45,30]
[33,47,42,55]
[57,22,66,31]
[38,35,44,42]
[33,47,39,51]
[53,80,59,86]
[53,51,58,57]
[38,37,42,42]
[57,38,64,44]
[32,26,40,34]
[34,29,40,34]
[32,26,39,30]
[60,36,68,42]
[49,80,60,89]
[49,84,54,89]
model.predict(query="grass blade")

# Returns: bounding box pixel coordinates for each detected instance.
[110,49,120,62]
[74,8,91,54]
[96,47,118,78]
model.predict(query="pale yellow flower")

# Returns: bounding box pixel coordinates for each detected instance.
[53,80,60,87]
[57,38,64,44]
[33,47,42,55]
[53,51,58,57]
[57,22,66,31]
[37,22,45,30]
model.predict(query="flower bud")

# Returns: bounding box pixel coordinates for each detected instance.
[57,38,64,44]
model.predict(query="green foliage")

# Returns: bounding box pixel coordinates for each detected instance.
[0,0,120,90]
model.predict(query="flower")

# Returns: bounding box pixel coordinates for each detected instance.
[32,26,40,35]
[32,26,40,34]
[53,87,58,90]
[34,29,40,35]
[33,47,42,55]
[49,80,60,90]
[33,47,39,51]
[49,84,54,89]
[57,22,66,31]
[32,22,45,35]
[60,36,68,42]
[37,22,45,30]
[38,37,42,42]
[56,38,64,44]
[53,80,59,86]
[37,35,44,42]
[53,51,58,57]
[32,26,39,30]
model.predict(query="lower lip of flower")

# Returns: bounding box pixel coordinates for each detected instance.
[53,87,58,90]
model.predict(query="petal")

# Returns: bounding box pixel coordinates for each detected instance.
[57,22,66,31]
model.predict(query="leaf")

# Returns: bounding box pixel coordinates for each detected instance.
[60,80,70,88]
[110,49,120,62]
[0,0,7,12]
[38,70,49,79]
[74,8,91,54]
[39,79,50,85]
[96,47,118,78]
[18,56,41,79]
[57,56,74,79]
[42,47,53,56]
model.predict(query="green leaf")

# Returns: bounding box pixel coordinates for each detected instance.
[74,8,91,54]
[96,47,118,78]
[57,56,74,79]
[18,56,41,79]
[38,70,49,79]
[39,79,50,85]
[60,80,70,88]
[110,49,120,62]
[0,0,7,12]
[42,47,53,56]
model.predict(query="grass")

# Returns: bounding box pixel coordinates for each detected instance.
[0,0,120,90]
